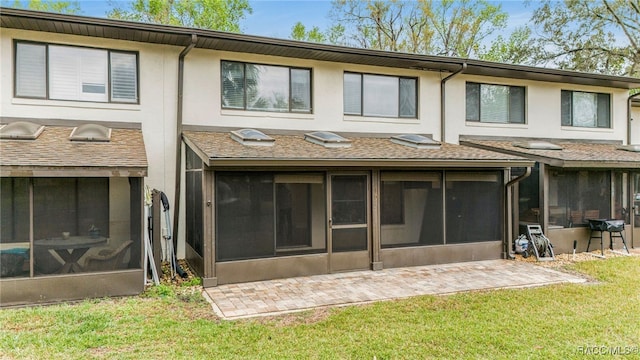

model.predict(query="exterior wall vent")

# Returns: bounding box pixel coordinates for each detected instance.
[617,144,640,152]
[304,131,351,148]
[0,121,45,140]
[69,124,112,142]
[512,141,562,150]
[391,134,441,149]
[230,129,275,146]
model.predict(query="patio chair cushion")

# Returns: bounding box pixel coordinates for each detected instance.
[83,240,132,272]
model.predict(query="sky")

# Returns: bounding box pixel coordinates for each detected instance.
[68,0,534,40]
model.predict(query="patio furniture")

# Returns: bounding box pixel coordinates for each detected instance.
[84,240,132,271]
[587,219,630,255]
[568,210,583,227]
[34,236,107,273]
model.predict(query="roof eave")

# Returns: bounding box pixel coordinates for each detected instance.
[207,158,534,168]
[0,165,148,177]
[3,7,640,89]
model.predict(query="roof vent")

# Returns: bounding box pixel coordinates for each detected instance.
[0,121,45,140]
[391,134,441,149]
[69,124,111,142]
[304,131,351,148]
[512,140,562,150]
[617,144,640,153]
[230,129,275,146]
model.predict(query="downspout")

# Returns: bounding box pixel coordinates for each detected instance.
[440,63,467,143]
[505,167,532,259]
[628,91,640,145]
[172,34,197,252]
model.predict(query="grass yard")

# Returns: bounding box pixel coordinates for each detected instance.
[1,257,639,359]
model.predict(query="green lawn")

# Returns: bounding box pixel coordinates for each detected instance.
[1,257,639,359]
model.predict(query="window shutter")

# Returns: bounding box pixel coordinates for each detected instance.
[290,68,311,112]
[561,90,572,126]
[509,86,525,124]
[465,83,480,121]
[343,73,362,115]
[399,78,417,118]
[49,46,108,102]
[110,52,137,103]
[16,43,46,98]
[221,61,245,109]
[596,93,610,128]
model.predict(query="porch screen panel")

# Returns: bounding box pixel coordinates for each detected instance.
[0,178,30,278]
[380,172,443,248]
[445,172,503,243]
[216,173,274,261]
[32,178,110,275]
[275,175,326,254]
[548,169,610,227]
[186,171,203,256]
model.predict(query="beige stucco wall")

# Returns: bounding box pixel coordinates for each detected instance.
[0,28,186,256]
[445,74,632,144]
[182,48,443,136]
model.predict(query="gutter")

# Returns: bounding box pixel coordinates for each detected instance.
[505,166,532,260]
[629,91,640,145]
[172,34,197,252]
[440,63,467,143]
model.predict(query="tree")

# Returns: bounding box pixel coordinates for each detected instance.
[107,0,252,32]
[290,22,327,43]
[530,0,640,77]
[323,0,507,58]
[9,0,80,14]
[479,26,539,65]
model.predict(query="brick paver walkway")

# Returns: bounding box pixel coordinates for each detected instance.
[203,260,586,319]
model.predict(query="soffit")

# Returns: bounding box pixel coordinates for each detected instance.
[2,7,640,89]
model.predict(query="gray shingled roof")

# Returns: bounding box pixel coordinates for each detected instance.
[183,130,532,168]
[0,125,147,176]
[460,138,640,168]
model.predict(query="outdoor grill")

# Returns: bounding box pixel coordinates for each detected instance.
[587,219,629,255]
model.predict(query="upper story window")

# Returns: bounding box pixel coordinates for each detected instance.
[14,41,138,104]
[466,82,525,124]
[221,61,311,113]
[344,73,417,118]
[561,90,610,128]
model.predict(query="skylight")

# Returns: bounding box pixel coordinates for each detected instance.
[512,141,562,150]
[69,124,112,142]
[304,131,351,148]
[391,134,441,149]
[0,121,45,140]
[230,129,275,146]
[617,144,640,153]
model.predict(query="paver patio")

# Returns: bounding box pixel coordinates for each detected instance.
[203,259,587,319]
